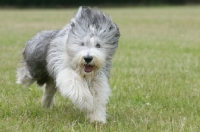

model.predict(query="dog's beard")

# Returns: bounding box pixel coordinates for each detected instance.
[84,55,103,73]
[70,53,105,76]
[82,57,102,75]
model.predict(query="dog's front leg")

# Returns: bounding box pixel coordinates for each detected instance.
[87,74,111,124]
[56,69,94,112]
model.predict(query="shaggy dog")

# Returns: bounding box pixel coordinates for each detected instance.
[16,6,120,124]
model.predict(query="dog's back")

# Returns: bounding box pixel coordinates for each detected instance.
[17,30,58,86]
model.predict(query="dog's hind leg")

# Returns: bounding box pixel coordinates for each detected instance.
[16,64,35,87]
[41,78,57,108]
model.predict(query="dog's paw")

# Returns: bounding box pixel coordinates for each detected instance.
[87,112,106,124]
[41,95,54,109]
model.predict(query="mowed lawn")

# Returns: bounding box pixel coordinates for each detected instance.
[0,6,200,131]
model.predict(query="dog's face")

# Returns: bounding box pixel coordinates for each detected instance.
[66,7,120,75]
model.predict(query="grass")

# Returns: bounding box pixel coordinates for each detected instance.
[0,6,200,131]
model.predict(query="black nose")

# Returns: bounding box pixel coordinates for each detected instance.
[84,56,93,63]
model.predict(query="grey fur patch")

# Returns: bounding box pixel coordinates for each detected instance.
[22,30,58,86]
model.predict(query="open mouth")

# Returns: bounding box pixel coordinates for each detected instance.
[84,64,93,73]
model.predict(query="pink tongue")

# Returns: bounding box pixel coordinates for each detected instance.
[84,65,93,72]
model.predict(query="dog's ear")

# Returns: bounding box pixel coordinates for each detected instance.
[74,6,92,19]
[74,6,83,19]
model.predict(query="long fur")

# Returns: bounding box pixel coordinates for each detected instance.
[16,6,120,124]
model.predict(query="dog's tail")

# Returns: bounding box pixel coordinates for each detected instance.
[16,63,35,87]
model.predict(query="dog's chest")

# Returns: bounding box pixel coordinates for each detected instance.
[84,75,93,87]
[84,76,97,96]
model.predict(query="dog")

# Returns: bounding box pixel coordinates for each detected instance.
[16,6,120,124]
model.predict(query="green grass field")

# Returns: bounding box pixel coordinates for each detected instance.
[0,6,200,131]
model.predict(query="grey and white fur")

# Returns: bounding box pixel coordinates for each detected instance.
[16,6,120,124]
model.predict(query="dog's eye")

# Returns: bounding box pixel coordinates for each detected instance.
[109,25,113,30]
[81,43,84,46]
[96,44,100,48]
